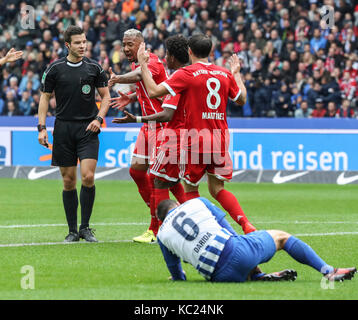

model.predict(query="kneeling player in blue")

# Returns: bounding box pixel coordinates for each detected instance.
[156,198,356,283]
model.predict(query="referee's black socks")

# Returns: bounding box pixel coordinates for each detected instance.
[62,189,78,233]
[79,185,96,230]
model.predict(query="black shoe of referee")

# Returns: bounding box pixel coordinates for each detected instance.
[64,232,80,242]
[79,227,98,242]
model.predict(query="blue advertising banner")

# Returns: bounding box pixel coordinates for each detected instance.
[11,128,358,171]
[12,130,54,166]
[230,131,356,171]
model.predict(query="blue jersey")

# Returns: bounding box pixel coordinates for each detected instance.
[157,197,238,280]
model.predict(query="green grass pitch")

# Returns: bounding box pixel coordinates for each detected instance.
[0,178,357,300]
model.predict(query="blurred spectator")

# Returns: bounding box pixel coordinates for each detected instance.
[339,70,357,101]
[2,100,22,116]
[19,69,40,94]
[311,98,327,118]
[19,91,34,116]
[338,99,355,118]
[0,0,357,119]
[307,82,323,109]
[216,49,231,70]
[253,78,272,117]
[325,101,339,118]
[273,83,292,117]
[310,28,327,55]
[295,100,313,118]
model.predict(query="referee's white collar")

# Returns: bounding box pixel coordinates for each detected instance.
[66,59,83,67]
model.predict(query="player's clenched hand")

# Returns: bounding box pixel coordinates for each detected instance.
[38,130,49,148]
[108,67,118,89]
[229,54,241,75]
[109,90,131,111]
[112,110,137,124]
[137,43,150,66]
[86,119,101,132]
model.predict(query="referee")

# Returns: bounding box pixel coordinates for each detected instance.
[37,26,110,242]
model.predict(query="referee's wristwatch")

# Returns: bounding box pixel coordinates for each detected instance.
[37,124,46,132]
[95,115,103,124]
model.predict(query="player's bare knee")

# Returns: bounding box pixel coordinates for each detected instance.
[208,185,220,198]
[130,158,148,170]
[154,178,172,189]
[267,230,291,250]
[207,175,224,198]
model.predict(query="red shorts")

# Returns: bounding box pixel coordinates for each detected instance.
[150,140,183,182]
[180,150,233,186]
[132,124,164,164]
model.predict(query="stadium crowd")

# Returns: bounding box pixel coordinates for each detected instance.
[0,0,357,118]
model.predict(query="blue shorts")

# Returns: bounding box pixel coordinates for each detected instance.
[211,231,276,282]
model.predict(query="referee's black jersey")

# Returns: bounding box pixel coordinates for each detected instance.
[41,57,108,121]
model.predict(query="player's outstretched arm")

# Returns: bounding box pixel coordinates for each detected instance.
[158,238,186,281]
[113,108,175,124]
[108,67,142,89]
[112,107,175,124]
[229,54,247,106]
[137,43,169,98]
[109,90,137,111]
[0,48,23,66]
[112,110,137,123]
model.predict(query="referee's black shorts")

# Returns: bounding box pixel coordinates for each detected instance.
[52,119,100,167]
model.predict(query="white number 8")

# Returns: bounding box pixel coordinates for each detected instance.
[206,78,221,110]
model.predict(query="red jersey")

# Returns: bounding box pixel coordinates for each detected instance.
[131,53,168,117]
[161,93,185,131]
[162,62,241,153]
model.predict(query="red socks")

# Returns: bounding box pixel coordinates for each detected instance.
[215,189,249,227]
[149,174,161,235]
[129,168,151,207]
[169,183,186,203]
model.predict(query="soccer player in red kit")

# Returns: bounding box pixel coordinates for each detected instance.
[135,34,256,234]
[108,29,186,242]
[113,35,190,231]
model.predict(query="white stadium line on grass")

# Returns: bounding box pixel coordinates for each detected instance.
[295,232,358,237]
[0,232,357,248]
[0,239,133,248]
[0,220,357,229]
[0,222,148,229]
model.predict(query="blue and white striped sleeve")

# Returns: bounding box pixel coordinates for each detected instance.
[157,238,186,281]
